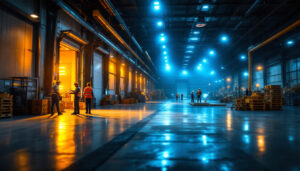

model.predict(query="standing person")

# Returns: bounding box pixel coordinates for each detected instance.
[83,82,93,114]
[181,93,183,100]
[176,93,179,101]
[197,88,202,103]
[191,91,194,103]
[51,81,62,115]
[70,82,81,115]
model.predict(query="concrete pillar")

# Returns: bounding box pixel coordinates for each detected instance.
[102,53,109,95]
[83,34,95,87]
[43,1,58,96]
[115,57,121,95]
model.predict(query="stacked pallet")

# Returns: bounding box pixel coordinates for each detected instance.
[29,99,48,115]
[265,85,282,110]
[250,93,265,111]
[0,94,13,118]
[235,96,250,111]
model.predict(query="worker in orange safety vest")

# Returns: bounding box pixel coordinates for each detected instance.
[83,82,93,114]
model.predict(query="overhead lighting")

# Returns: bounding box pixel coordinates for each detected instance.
[154,2,160,10]
[286,40,294,46]
[165,60,168,63]
[187,45,195,49]
[30,14,39,19]
[186,50,193,53]
[182,70,188,75]
[193,31,200,35]
[163,51,167,55]
[160,37,165,42]
[203,59,207,63]
[196,23,206,28]
[166,64,170,71]
[240,55,246,60]
[157,21,163,27]
[226,77,231,82]
[164,56,168,59]
[160,33,165,36]
[154,1,159,5]
[220,35,228,42]
[189,37,199,41]
[162,45,166,48]
[243,72,249,77]
[197,66,201,70]
[210,71,215,75]
[185,56,191,58]
[202,5,209,11]
[221,66,225,70]
[209,50,215,55]
[256,65,263,71]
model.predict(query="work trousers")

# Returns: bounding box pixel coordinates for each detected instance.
[85,98,92,114]
[74,98,80,114]
[197,95,201,103]
[51,94,60,115]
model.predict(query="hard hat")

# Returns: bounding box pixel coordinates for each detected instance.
[56,80,61,84]
[74,82,78,85]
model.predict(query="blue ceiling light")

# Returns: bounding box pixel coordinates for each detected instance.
[182,70,188,75]
[162,45,166,49]
[203,59,207,63]
[193,31,200,35]
[221,66,225,70]
[240,55,246,60]
[186,50,193,53]
[153,1,160,10]
[163,51,167,55]
[210,71,215,75]
[157,21,163,27]
[185,56,191,59]
[286,40,294,46]
[187,45,195,49]
[165,60,168,63]
[160,37,165,42]
[197,65,202,70]
[166,64,170,71]
[160,33,165,36]
[243,72,249,77]
[189,37,199,41]
[209,50,215,55]
[220,35,228,42]
[164,56,168,59]
[202,5,209,11]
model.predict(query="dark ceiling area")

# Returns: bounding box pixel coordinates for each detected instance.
[109,0,300,73]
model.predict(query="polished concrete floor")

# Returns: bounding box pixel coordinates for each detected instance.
[0,101,300,170]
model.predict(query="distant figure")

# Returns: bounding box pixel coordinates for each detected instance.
[84,82,93,114]
[181,93,183,100]
[51,81,62,116]
[191,91,194,103]
[70,82,81,115]
[176,93,179,101]
[197,88,202,103]
[246,89,249,96]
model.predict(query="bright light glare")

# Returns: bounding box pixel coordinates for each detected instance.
[154,1,159,5]
[203,59,207,63]
[210,71,215,75]
[160,37,165,42]
[182,70,187,75]
[157,21,163,26]
[287,40,294,46]
[243,72,249,76]
[162,45,166,48]
[193,31,200,34]
[209,50,215,55]
[202,5,209,9]
[197,66,201,70]
[221,35,228,42]
[185,56,191,58]
[221,67,225,70]
[163,51,167,55]
[189,37,199,41]
[187,45,195,49]
[186,50,193,53]
[240,55,246,60]
[164,56,167,59]
[166,64,170,71]
[203,93,208,98]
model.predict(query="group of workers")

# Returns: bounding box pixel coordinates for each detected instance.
[51,81,93,116]
[176,88,203,103]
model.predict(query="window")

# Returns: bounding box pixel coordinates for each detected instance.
[128,68,132,92]
[120,65,125,91]
[286,57,300,87]
[253,70,264,89]
[108,61,116,94]
[266,64,282,86]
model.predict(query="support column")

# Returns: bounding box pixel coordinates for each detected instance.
[102,54,109,95]
[124,63,129,94]
[115,57,121,95]
[132,67,136,92]
[43,1,57,96]
[83,34,95,87]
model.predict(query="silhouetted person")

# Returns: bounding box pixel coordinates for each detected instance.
[51,81,62,115]
[197,88,202,103]
[191,91,194,103]
[246,88,249,96]
[181,94,183,100]
[83,82,93,114]
[176,93,179,101]
[70,82,81,115]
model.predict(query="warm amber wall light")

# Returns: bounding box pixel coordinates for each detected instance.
[30,14,39,19]
[226,77,231,82]
[256,65,263,71]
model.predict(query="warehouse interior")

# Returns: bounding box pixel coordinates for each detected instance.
[0,0,300,170]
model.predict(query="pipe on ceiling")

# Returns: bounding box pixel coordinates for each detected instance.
[101,0,144,53]
[92,10,152,73]
[55,0,155,81]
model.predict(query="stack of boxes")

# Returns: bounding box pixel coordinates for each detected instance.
[0,93,13,118]
[29,99,48,115]
[249,92,265,111]
[265,85,283,110]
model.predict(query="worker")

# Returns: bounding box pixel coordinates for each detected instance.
[176,93,179,101]
[83,82,93,114]
[197,88,202,103]
[191,91,194,103]
[181,93,183,100]
[51,81,62,115]
[70,82,81,115]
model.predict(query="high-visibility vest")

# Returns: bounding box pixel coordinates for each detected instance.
[84,87,93,98]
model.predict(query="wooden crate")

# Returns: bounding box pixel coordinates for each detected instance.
[0,94,13,118]
[28,99,49,115]
[264,85,283,110]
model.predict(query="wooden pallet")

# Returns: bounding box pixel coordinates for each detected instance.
[0,95,13,118]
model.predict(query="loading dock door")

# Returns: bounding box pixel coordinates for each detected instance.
[93,52,103,106]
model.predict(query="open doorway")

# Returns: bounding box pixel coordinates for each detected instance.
[58,42,78,101]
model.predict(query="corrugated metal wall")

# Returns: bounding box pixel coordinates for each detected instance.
[0,9,33,78]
